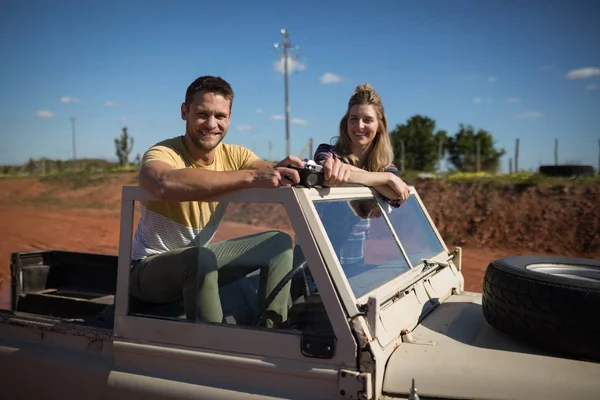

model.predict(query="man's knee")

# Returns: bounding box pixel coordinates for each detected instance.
[262,230,293,252]
[180,246,218,283]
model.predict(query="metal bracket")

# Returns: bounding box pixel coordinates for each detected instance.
[421,258,449,274]
[365,296,379,340]
[300,333,335,359]
[453,246,462,271]
[338,369,373,400]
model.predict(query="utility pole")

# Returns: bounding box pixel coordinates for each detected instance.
[476,139,481,172]
[70,117,77,168]
[514,138,520,173]
[274,29,299,158]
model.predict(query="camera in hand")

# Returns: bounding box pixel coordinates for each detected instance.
[289,162,325,188]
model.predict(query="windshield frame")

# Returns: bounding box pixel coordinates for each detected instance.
[294,185,450,314]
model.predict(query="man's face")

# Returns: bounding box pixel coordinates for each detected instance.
[181,91,231,152]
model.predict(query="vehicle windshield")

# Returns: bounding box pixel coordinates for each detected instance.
[313,194,446,299]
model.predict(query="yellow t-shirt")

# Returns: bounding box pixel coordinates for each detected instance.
[131,136,259,259]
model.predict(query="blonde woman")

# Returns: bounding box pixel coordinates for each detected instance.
[291,84,409,296]
[317,82,409,204]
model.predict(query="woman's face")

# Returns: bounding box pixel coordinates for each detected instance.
[347,104,379,150]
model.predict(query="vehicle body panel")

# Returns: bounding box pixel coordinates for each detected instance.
[382,292,600,399]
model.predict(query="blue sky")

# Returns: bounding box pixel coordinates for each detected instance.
[1,0,599,172]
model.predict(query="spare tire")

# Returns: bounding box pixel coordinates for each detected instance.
[482,255,600,361]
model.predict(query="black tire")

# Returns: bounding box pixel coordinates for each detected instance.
[482,255,600,361]
[538,164,595,177]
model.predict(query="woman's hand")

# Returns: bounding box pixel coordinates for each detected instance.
[387,174,410,202]
[322,156,352,187]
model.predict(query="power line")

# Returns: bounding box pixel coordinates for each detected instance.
[274,28,299,158]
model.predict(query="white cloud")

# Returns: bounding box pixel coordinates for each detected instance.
[515,111,542,119]
[320,72,342,84]
[586,84,598,91]
[256,108,263,114]
[120,116,129,123]
[236,125,252,131]
[104,101,119,107]
[505,97,521,103]
[566,67,600,79]
[269,114,307,125]
[542,63,557,71]
[60,97,80,103]
[488,76,498,83]
[273,55,306,75]
[291,118,308,125]
[36,110,54,118]
[473,97,493,104]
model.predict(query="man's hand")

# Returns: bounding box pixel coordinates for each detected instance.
[249,166,286,188]
[274,155,304,169]
[322,156,352,187]
[273,155,303,186]
[250,155,304,188]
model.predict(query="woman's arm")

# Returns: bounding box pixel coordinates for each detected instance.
[349,169,403,203]
[313,143,408,205]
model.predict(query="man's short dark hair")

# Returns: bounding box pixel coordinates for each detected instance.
[185,75,234,109]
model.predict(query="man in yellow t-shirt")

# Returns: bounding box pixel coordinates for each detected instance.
[130,75,304,329]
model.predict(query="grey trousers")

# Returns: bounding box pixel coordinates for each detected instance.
[130,230,293,328]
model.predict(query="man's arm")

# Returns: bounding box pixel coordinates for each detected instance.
[139,160,256,202]
[248,159,275,169]
[139,152,305,202]
[248,155,305,170]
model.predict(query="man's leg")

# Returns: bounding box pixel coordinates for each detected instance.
[292,244,318,295]
[129,245,222,322]
[207,230,294,328]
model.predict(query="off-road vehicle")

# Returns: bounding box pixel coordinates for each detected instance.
[1,179,598,399]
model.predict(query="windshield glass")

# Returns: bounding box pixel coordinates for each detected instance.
[384,195,446,267]
[313,194,446,299]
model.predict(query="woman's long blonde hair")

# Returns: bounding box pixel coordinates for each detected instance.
[333,83,394,172]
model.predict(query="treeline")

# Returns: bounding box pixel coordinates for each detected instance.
[1,126,139,176]
[4,118,507,176]
[0,158,136,176]
[390,115,505,173]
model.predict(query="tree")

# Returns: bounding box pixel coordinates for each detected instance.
[389,115,447,172]
[446,124,505,172]
[114,127,134,167]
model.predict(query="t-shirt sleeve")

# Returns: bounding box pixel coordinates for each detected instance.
[313,143,336,164]
[141,145,179,168]
[384,163,401,177]
[233,145,260,170]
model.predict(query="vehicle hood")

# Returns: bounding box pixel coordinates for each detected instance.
[382,292,600,400]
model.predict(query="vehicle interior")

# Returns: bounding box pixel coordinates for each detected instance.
[7,189,445,338]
